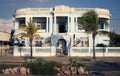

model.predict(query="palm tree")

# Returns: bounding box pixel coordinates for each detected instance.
[78,11,99,59]
[78,11,109,59]
[17,20,40,59]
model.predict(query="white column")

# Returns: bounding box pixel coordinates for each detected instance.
[67,16,69,33]
[71,17,74,32]
[15,21,19,30]
[26,17,30,25]
[54,16,56,33]
[68,17,71,32]
[25,17,30,46]
[49,16,53,33]
[76,17,78,32]
[74,17,77,32]
[46,17,48,32]
[107,20,110,31]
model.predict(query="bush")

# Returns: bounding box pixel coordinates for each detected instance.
[23,61,60,75]
[68,58,86,70]
[43,61,59,75]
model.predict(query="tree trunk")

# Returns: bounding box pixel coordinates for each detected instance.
[30,40,33,59]
[92,33,96,59]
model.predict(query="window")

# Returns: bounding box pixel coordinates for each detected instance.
[17,18,25,25]
[80,37,89,47]
[37,22,46,29]
[100,23,104,29]
[33,17,46,30]
[17,18,25,29]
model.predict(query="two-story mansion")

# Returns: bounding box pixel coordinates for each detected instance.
[13,5,111,57]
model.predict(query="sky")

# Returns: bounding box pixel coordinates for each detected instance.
[0,0,120,33]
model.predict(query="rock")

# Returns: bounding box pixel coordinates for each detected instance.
[65,66,70,70]
[85,71,89,75]
[71,67,77,71]
[59,71,64,75]
[71,67,77,75]
[72,70,77,75]
[20,67,27,75]
[13,67,17,73]
[26,68,30,74]
[78,67,85,74]
[64,69,71,75]
[13,67,19,74]
[57,73,61,76]
[3,69,10,74]
[61,66,66,71]
[57,67,60,71]
[8,68,14,74]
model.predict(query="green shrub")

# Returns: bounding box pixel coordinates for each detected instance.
[43,61,59,75]
[23,61,60,75]
[30,61,44,75]
[68,58,86,70]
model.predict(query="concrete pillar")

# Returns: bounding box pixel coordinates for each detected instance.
[46,17,48,32]
[74,17,77,32]
[26,17,30,25]
[76,17,78,32]
[54,16,56,33]
[49,17,53,33]
[71,17,74,32]
[15,21,19,30]
[67,16,70,33]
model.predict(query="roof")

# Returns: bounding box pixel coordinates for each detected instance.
[0,32,10,41]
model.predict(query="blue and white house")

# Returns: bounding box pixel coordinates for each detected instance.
[13,5,112,57]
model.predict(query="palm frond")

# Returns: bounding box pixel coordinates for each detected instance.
[16,20,40,39]
[16,33,28,38]
[78,11,99,33]
[34,34,40,39]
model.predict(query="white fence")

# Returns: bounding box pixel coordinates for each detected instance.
[14,46,120,57]
[14,46,52,57]
[71,47,120,57]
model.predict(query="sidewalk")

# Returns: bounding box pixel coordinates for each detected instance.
[0,55,120,63]
[0,56,120,71]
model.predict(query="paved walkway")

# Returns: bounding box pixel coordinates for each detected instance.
[0,55,120,71]
[0,55,120,63]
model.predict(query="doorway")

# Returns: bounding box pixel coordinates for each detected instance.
[56,17,68,33]
[59,22,66,33]
[57,39,67,55]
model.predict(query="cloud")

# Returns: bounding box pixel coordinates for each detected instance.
[29,0,51,3]
[0,18,14,33]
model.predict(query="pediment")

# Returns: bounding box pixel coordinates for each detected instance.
[54,5,71,11]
